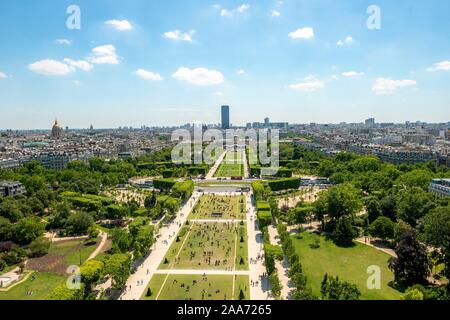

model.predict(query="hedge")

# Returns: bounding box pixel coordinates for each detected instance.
[256,201,271,212]
[264,243,283,261]
[252,181,266,201]
[267,178,300,191]
[257,210,272,228]
[106,204,128,219]
[172,180,194,201]
[162,170,174,178]
[273,168,293,178]
[250,166,261,176]
[187,166,208,175]
[153,179,176,191]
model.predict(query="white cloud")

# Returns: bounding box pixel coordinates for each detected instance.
[172,67,224,86]
[220,9,231,17]
[73,80,81,86]
[28,59,75,76]
[55,39,72,45]
[289,76,325,92]
[426,60,450,72]
[289,27,314,40]
[216,4,250,17]
[134,69,163,81]
[372,78,417,95]
[163,30,195,42]
[271,10,280,17]
[337,35,353,46]
[237,4,250,13]
[237,69,246,75]
[88,45,119,65]
[0,72,8,79]
[341,71,365,78]
[212,91,224,96]
[63,58,93,72]
[105,20,133,31]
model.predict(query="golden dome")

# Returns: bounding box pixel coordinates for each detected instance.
[53,119,61,129]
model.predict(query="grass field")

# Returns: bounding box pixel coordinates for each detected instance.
[27,238,99,275]
[159,221,248,271]
[142,274,249,300]
[189,195,246,220]
[215,151,244,177]
[291,232,402,300]
[0,272,66,300]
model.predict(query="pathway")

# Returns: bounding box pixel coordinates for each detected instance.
[268,224,294,300]
[355,237,397,258]
[242,148,250,179]
[87,232,108,261]
[205,150,226,179]
[120,192,201,300]
[154,270,250,276]
[245,192,271,300]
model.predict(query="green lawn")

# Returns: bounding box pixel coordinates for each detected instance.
[0,272,65,300]
[159,221,248,271]
[142,274,249,300]
[62,240,99,266]
[235,224,248,271]
[189,195,246,220]
[291,232,402,300]
[215,152,244,177]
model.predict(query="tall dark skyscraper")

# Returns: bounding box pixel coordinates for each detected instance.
[221,105,230,129]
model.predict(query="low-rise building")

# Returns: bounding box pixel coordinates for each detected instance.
[429,179,450,197]
[0,181,26,197]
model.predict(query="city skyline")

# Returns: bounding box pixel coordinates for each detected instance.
[1,0,450,129]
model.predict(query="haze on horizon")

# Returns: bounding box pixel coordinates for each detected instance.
[0,0,449,130]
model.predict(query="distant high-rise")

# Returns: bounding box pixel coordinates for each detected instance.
[264,117,270,126]
[221,105,230,129]
[365,118,375,127]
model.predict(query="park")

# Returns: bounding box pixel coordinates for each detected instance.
[189,195,246,220]
[214,151,244,177]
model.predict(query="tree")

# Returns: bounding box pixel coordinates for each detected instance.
[320,274,360,300]
[369,216,394,241]
[396,169,434,191]
[80,260,104,290]
[104,253,131,289]
[110,228,132,254]
[365,196,381,223]
[325,184,363,221]
[292,286,317,300]
[87,226,100,241]
[269,273,282,298]
[29,236,51,257]
[396,188,431,227]
[47,283,85,300]
[402,288,424,300]
[334,216,357,246]
[65,212,94,235]
[47,202,71,229]
[0,217,13,241]
[393,220,412,245]
[13,217,45,245]
[388,229,430,286]
[0,199,24,222]
[422,206,450,287]
[380,194,397,221]
[144,191,157,209]
[264,253,276,275]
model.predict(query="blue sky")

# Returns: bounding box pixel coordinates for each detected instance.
[0,0,449,129]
